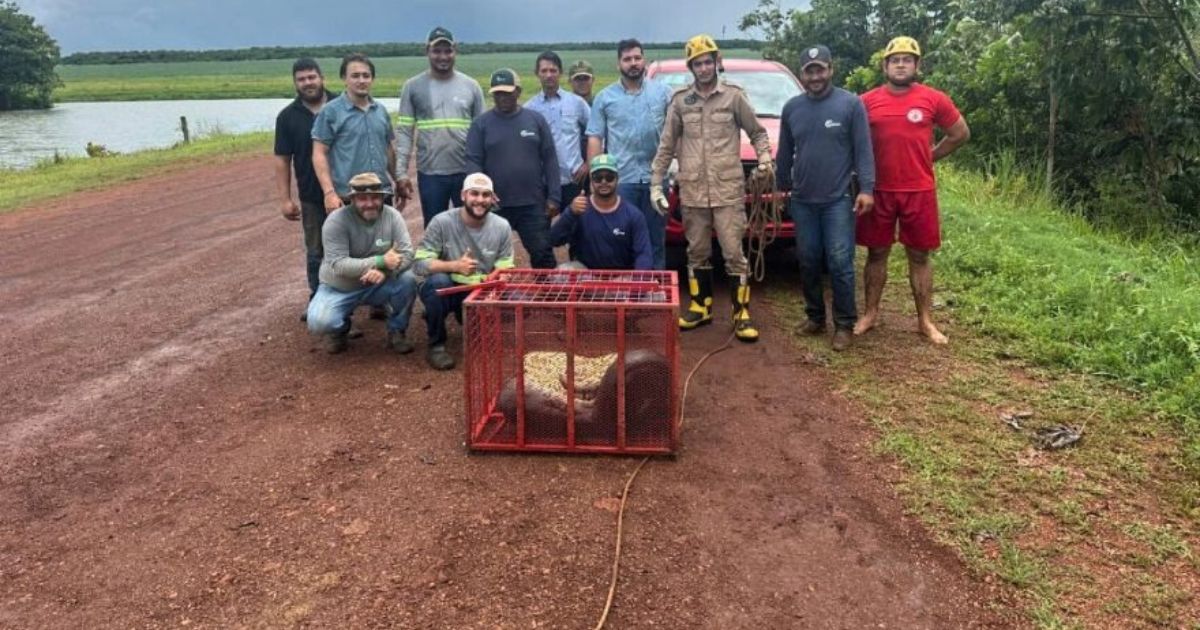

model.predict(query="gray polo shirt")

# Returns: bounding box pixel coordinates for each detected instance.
[311,93,395,197]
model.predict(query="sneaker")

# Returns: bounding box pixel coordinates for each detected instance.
[798,319,825,336]
[387,330,414,354]
[426,345,455,370]
[324,331,349,354]
[832,328,852,352]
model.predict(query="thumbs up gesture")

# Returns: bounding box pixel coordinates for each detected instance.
[457,249,479,276]
[570,190,588,215]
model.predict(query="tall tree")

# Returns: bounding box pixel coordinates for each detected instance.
[0,1,60,110]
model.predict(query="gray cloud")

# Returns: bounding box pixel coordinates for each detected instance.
[14,0,808,53]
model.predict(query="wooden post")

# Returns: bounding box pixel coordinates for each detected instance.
[180,116,190,144]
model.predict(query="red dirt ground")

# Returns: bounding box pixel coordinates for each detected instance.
[0,155,1020,628]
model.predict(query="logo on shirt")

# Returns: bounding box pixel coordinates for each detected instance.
[374,238,390,247]
[907,108,924,123]
[824,119,842,128]
[520,129,537,139]
[612,227,627,237]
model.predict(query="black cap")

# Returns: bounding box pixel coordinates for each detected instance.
[488,68,520,93]
[427,26,454,45]
[800,45,832,69]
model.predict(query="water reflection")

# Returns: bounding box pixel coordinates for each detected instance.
[0,98,400,170]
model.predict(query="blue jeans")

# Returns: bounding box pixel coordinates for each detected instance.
[420,273,470,347]
[418,172,467,227]
[300,201,326,297]
[306,270,418,335]
[496,204,556,269]
[790,196,857,330]
[619,182,665,270]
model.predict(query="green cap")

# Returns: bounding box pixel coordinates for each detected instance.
[427,26,454,45]
[568,60,594,79]
[589,154,619,175]
[489,68,520,93]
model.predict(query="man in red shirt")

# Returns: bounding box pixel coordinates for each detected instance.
[855,36,970,344]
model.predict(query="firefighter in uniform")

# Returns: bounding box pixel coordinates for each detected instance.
[650,35,773,342]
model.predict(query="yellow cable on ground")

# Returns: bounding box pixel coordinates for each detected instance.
[745,171,783,283]
[593,331,737,630]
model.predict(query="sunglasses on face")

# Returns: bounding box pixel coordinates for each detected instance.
[592,172,617,183]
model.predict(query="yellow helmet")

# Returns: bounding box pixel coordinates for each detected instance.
[685,34,720,63]
[883,36,922,59]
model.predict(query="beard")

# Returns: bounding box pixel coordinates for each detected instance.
[620,66,643,81]
[465,202,490,220]
[299,86,324,103]
[887,74,915,87]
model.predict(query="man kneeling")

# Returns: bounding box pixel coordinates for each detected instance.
[551,153,653,271]
[414,173,515,370]
[307,172,418,354]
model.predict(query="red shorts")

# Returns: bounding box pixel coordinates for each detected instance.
[855,190,941,250]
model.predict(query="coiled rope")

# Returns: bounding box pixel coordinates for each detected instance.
[744,170,784,283]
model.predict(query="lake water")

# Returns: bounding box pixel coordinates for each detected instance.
[0,98,400,170]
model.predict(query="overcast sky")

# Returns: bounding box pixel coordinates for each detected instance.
[14,0,809,54]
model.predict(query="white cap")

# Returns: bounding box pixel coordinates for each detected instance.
[462,172,495,193]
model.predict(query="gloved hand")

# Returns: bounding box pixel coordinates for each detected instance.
[650,186,670,215]
[752,160,775,183]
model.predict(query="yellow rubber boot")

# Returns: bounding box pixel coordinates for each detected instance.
[732,278,759,342]
[679,267,713,330]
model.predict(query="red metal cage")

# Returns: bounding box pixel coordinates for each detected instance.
[462,269,680,455]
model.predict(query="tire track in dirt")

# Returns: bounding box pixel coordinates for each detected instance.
[0,154,1020,628]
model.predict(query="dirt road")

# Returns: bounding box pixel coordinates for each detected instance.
[0,155,1016,628]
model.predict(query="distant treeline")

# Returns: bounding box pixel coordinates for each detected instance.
[61,40,764,65]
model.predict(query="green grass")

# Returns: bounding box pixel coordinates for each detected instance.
[765,161,1200,626]
[936,164,1200,468]
[0,131,270,213]
[54,49,760,102]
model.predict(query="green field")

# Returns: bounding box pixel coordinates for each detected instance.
[54,49,760,102]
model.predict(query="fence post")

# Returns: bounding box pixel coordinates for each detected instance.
[180,116,190,144]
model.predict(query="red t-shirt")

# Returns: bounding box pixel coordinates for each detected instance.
[862,83,961,192]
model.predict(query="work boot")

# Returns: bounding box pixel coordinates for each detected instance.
[679,267,714,330]
[387,330,414,354]
[798,319,825,335]
[731,275,759,343]
[832,328,852,352]
[427,345,455,370]
[324,329,349,354]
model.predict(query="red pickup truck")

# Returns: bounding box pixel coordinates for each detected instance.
[645,58,803,251]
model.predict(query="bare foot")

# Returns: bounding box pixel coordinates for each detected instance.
[918,320,949,345]
[853,312,879,336]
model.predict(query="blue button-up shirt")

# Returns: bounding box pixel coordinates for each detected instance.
[585,78,672,184]
[311,93,395,196]
[525,89,590,185]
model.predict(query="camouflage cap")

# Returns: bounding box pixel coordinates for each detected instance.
[568,60,594,79]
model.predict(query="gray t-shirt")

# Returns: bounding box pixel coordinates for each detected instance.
[319,205,414,292]
[395,71,486,177]
[415,208,515,285]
